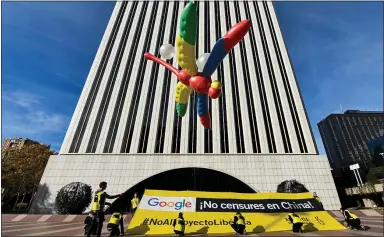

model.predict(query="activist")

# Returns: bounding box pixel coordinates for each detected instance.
[173,212,186,236]
[107,211,125,236]
[288,209,304,233]
[230,212,246,235]
[85,202,111,236]
[87,181,123,237]
[313,192,323,208]
[131,192,140,215]
[340,207,366,230]
[84,212,96,236]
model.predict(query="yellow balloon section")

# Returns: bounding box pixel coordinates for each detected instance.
[175,35,198,117]
[176,36,197,76]
[211,80,222,89]
[175,82,191,104]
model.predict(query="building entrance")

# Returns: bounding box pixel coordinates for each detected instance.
[109,167,256,212]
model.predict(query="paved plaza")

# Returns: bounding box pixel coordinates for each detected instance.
[2,215,383,236]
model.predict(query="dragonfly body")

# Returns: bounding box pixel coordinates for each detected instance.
[144,1,251,129]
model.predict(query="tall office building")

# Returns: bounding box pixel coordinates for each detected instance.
[318,110,384,171]
[31,1,341,213]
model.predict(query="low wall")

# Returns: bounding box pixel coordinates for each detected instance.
[31,154,342,213]
[345,183,384,195]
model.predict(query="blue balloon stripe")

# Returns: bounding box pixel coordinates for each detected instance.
[196,93,209,116]
[202,38,228,78]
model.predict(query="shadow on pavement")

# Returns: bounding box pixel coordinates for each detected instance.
[303,223,319,232]
[252,225,266,233]
[126,224,150,235]
[187,226,210,235]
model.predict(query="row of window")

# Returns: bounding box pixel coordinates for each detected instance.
[68,1,310,154]
[320,114,383,167]
[69,2,129,153]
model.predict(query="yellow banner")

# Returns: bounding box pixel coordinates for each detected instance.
[127,190,345,235]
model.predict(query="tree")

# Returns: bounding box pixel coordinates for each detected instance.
[1,144,53,211]
[276,180,309,193]
[366,167,383,184]
[55,182,92,214]
[364,166,384,192]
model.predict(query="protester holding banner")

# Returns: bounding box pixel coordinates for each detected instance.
[173,212,186,236]
[340,207,365,230]
[313,192,323,208]
[84,212,96,236]
[87,182,123,237]
[131,192,140,215]
[107,211,125,236]
[126,190,346,235]
[230,212,246,235]
[288,209,304,233]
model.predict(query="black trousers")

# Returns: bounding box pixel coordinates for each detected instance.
[231,224,245,234]
[87,211,105,237]
[131,208,137,215]
[292,223,303,233]
[107,223,120,236]
[84,216,96,235]
[174,230,184,236]
[346,218,361,228]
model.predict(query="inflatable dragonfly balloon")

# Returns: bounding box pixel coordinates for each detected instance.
[144,1,251,129]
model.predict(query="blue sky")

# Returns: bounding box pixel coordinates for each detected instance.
[2,2,383,153]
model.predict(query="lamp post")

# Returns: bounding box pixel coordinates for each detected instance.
[349,163,363,186]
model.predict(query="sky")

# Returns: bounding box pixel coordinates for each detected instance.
[1,2,383,153]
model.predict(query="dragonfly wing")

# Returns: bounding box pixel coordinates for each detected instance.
[176,1,198,76]
[202,38,227,78]
[202,20,251,78]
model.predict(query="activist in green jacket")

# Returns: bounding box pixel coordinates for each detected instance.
[87,182,122,237]
[313,192,323,208]
[173,212,185,236]
[288,210,303,233]
[340,207,365,231]
[84,212,96,236]
[107,211,125,236]
[230,212,246,235]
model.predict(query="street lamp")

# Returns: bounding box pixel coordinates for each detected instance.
[349,163,363,186]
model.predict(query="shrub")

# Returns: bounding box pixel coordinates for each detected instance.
[276,180,309,193]
[55,182,92,214]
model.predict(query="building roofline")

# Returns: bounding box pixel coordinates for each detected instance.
[317,110,384,125]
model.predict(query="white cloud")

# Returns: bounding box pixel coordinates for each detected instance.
[2,90,70,150]
[3,90,44,108]
[280,4,383,156]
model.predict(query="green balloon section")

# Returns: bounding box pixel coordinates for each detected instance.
[179,2,197,45]
[176,102,188,117]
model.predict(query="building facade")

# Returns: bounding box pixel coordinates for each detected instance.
[31,1,341,213]
[318,110,384,171]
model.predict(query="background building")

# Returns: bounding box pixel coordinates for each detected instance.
[318,110,384,171]
[367,130,384,167]
[2,138,40,149]
[318,110,384,207]
[1,138,53,161]
[31,1,341,213]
